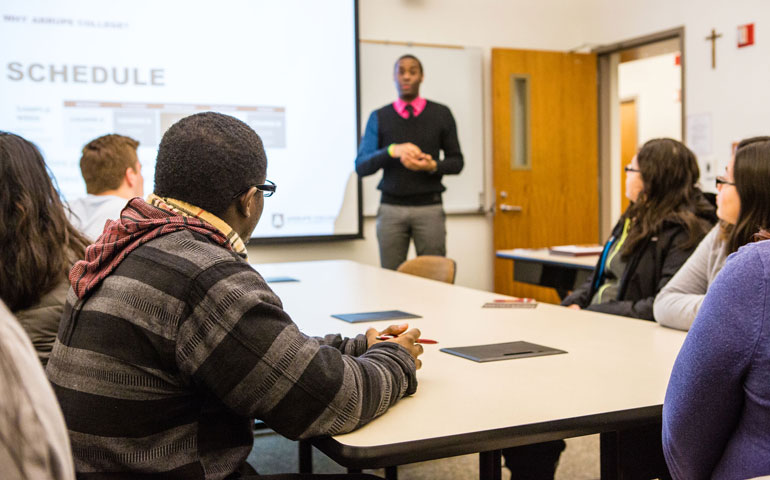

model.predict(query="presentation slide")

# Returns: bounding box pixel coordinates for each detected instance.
[0,0,361,240]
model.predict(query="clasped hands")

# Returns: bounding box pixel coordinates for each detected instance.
[390,142,437,172]
[366,323,424,369]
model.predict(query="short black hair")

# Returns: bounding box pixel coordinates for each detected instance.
[395,54,423,74]
[154,112,266,217]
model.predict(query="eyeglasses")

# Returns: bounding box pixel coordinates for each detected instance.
[232,179,277,199]
[257,180,276,197]
[715,176,735,188]
[624,166,641,173]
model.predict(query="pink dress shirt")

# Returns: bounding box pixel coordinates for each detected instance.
[393,97,427,119]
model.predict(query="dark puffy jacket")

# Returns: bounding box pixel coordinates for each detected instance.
[562,193,717,320]
[14,279,69,366]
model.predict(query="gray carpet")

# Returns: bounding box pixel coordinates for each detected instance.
[248,431,599,479]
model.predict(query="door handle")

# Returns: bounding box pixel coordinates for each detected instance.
[499,204,523,212]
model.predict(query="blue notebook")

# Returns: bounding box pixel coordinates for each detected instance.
[264,276,299,283]
[332,310,421,323]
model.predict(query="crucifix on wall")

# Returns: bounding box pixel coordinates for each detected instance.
[706,28,722,69]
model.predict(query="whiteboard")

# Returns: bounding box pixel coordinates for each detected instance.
[358,41,485,215]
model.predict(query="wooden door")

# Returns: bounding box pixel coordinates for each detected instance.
[620,99,638,213]
[493,49,599,303]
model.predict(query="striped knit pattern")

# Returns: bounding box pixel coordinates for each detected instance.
[47,207,417,479]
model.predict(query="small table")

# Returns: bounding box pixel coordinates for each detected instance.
[496,248,599,299]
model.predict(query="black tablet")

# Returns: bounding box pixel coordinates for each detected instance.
[440,341,566,363]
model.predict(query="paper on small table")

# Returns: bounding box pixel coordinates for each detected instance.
[548,244,603,256]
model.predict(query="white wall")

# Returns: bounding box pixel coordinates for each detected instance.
[248,214,486,279]
[254,0,770,290]
[251,0,598,291]
[618,53,682,145]
[587,0,770,186]
[610,52,682,221]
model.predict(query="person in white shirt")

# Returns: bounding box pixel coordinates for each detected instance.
[67,134,144,241]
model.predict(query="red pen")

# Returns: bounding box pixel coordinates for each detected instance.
[376,334,438,344]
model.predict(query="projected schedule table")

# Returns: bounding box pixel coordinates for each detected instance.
[253,260,684,479]
[62,100,286,149]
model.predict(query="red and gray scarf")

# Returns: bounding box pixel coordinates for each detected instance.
[69,196,243,299]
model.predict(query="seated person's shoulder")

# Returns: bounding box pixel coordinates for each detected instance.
[731,240,770,277]
[135,229,250,275]
[708,241,770,315]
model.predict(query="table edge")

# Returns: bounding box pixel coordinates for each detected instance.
[310,405,662,469]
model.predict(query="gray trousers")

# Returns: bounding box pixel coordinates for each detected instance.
[376,203,446,270]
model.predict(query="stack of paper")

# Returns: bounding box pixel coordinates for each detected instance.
[548,244,603,256]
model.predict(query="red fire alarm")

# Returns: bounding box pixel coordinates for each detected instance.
[738,23,755,48]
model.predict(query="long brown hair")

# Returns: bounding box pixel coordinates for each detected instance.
[724,137,770,254]
[0,132,89,311]
[623,138,711,257]
[756,229,770,241]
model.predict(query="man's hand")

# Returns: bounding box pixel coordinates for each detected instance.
[390,142,422,160]
[390,142,435,173]
[365,324,424,369]
[401,153,438,173]
[566,304,581,310]
[414,154,437,172]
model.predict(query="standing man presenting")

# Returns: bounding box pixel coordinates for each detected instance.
[356,54,463,270]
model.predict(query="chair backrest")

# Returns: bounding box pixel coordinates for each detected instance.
[396,255,457,284]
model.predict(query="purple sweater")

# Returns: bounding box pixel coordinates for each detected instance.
[663,240,770,479]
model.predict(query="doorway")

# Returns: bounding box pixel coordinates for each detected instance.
[491,30,684,302]
[619,98,638,213]
[597,29,685,238]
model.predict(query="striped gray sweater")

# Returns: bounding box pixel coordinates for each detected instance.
[46,229,417,479]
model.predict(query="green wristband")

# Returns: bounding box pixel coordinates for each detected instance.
[387,143,396,157]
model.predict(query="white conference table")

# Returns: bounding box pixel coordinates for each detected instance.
[254,260,685,480]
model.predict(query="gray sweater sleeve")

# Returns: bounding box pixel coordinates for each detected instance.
[178,260,417,441]
[653,225,721,330]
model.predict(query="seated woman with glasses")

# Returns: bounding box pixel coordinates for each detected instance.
[0,132,89,366]
[561,138,716,319]
[663,139,770,478]
[653,136,770,330]
[503,138,717,480]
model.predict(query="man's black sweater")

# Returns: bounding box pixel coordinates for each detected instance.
[355,100,463,205]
